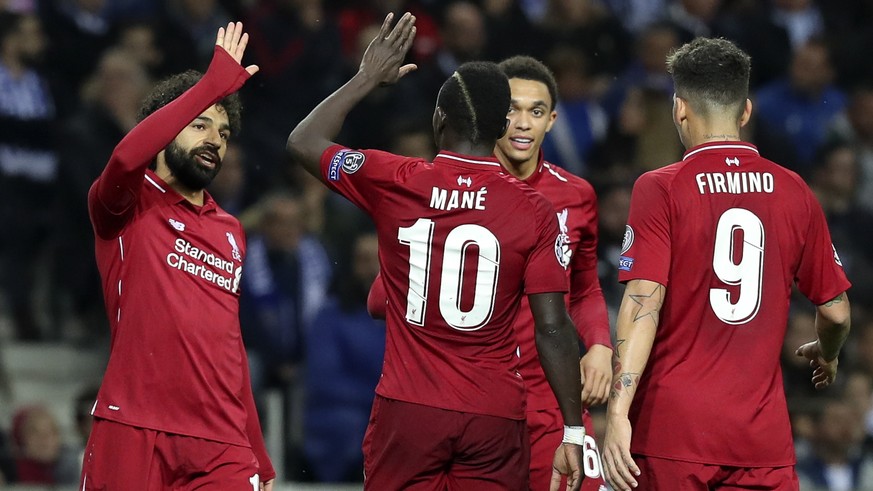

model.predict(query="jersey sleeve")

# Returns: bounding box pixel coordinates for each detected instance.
[795,188,851,304]
[568,187,611,349]
[319,144,420,214]
[618,171,671,285]
[524,195,570,295]
[88,47,252,239]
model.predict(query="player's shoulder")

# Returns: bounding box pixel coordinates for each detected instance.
[499,173,555,218]
[540,161,595,194]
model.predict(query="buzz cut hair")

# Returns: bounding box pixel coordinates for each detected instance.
[436,61,511,145]
[137,70,243,136]
[498,55,558,111]
[666,37,751,119]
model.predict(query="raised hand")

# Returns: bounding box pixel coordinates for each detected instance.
[359,12,417,86]
[215,21,259,76]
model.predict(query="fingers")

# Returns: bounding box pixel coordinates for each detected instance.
[603,450,639,490]
[566,468,581,491]
[378,13,394,41]
[549,467,563,491]
[245,64,260,76]
[235,31,249,60]
[398,63,418,78]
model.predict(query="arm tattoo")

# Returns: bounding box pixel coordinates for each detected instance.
[628,284,666,327]
[610,372,641,400]
[824,294,844,307]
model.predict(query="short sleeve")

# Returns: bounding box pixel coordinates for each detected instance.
[524,195,569,295]
[319,144,418,214]
[795,189,851,304]
[618,171,671,285]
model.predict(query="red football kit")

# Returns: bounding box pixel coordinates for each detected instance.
[515,156,610,490]
[320,145,569,490]
[619,142,850,467]
[85,47,273,485]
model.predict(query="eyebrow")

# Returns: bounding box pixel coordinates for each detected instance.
[511,98,549,108]
[194,116,231,132]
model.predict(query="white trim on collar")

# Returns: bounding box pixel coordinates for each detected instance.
[145,174,166,193]
[683,144,759,161]
[436,153,502,167]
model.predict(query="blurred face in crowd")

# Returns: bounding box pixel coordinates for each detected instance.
[495,78,556,172]
[11,14,46,67]
[353,234,380,286]
[849,89,873,142]
[17,407,61,464]
[163,104,229,191]
[263,196,303,253]
[816,400,863,455]
[442,2,485,61]
[639,27,680,75]
[790,42,833,96]
[819,146,859,198]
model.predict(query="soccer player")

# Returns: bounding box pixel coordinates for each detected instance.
[287,13,585,491]
[601,37,852,491]
[82,23,275,490]
[494,56,612,491]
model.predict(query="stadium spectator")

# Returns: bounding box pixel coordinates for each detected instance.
[9,405,79,485]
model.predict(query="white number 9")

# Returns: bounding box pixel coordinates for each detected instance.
[710,208,764,325]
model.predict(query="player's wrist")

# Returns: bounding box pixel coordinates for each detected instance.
[562,425,586,445]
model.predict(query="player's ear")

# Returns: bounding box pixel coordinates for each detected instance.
[739,98,752,128]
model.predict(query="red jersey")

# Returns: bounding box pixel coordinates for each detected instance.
[515,157,611,411]
[88,48,273,479]
[320,145,569,420]
[618,142,851,466]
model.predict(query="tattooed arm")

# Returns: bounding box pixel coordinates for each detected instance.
[796,291,851,389]
[601,279,666,491]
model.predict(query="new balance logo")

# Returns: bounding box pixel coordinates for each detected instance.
[169,218,186,231]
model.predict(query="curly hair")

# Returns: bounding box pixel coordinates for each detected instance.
[436,61,510,145]
[666,37,751,119]
[498,55,558,111]
[137,70,243,135]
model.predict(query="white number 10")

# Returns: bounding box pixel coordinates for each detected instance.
[710,208,764,325]
[398,218,500,330]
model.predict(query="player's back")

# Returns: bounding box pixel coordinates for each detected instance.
[621,142,849,465]
[320,147,568,421]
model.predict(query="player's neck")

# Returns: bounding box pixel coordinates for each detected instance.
[687,123,742,148]
[500,155,538,180]
[442,141,495,159]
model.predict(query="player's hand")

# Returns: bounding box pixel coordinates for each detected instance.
[359,12,417,86]
[580,345,613,406]
[215,21,259,76]
[550,443,583,491]
[602,415,640,491]
[260,479,274,491]
[796,340,839,389]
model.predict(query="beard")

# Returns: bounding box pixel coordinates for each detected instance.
[164,141,222,191]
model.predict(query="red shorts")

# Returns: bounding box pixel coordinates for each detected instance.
[80,418,260,491]
[362,395,529,491]
[635,455,799,491]
[527,407,606,491]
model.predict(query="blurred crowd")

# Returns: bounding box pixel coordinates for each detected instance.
[0,0,873,488]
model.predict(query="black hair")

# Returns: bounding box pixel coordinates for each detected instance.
[436,61,510,144]
[498,55,558,111]
[666,37,750,119]
[137,70,243,135]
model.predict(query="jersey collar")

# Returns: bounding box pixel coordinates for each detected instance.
[434,151,504,170]
[144,169,218,214]
[682,141,759,161]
